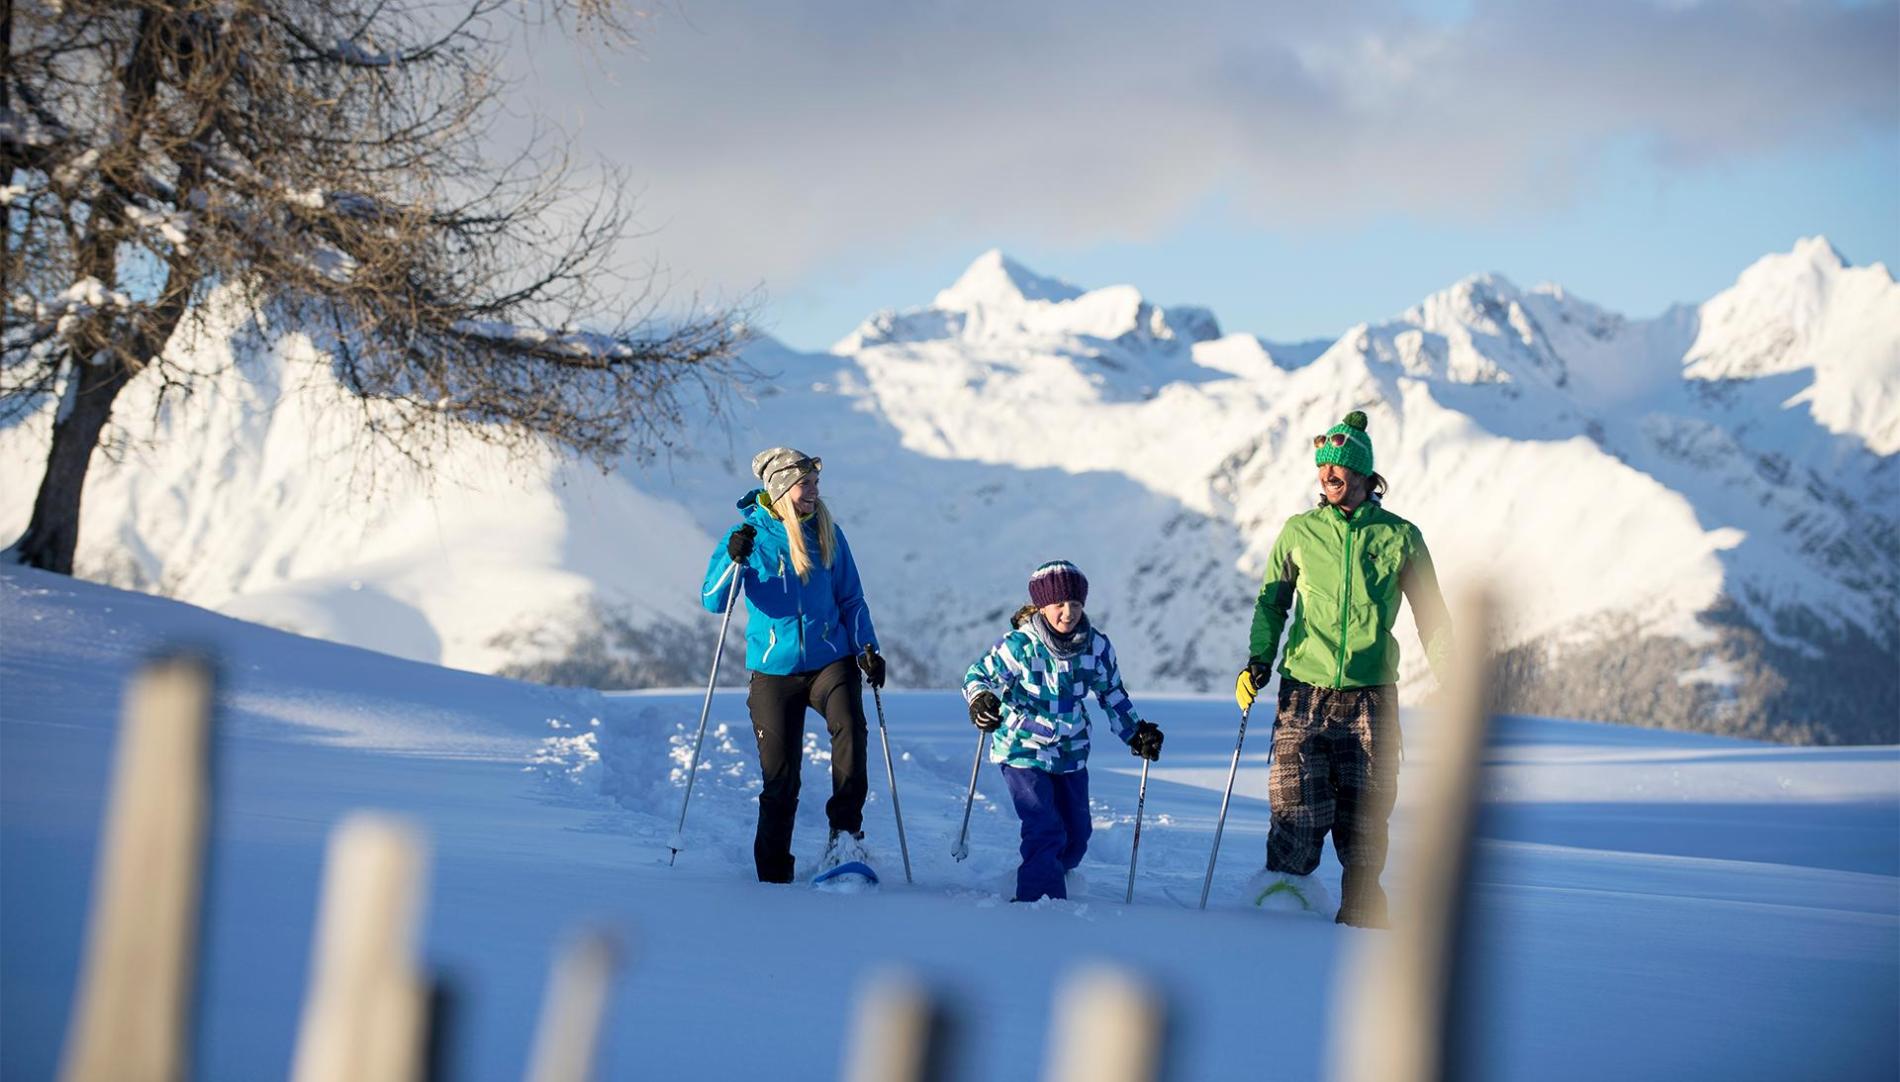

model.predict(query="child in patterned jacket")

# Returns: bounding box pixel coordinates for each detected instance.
[963,560,1164,902]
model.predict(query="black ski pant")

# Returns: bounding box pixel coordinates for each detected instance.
[746,656,869,883]
[1264,678,1401,915]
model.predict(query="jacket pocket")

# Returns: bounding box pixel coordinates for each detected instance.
[1359,534,1404,600]
[1010,708,1063,748]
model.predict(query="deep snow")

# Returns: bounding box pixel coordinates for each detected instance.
[2,566,1894,1080]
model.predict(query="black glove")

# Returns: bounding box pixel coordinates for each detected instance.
[1130,720,1164,761]
[968,691,1002,731]
[857,645,886,689]
[726,524,756,562]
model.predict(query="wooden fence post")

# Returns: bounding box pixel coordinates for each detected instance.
[524,930,625,1082]
[842,969,951,1082]
[58,655,216,1082]
[1044,965,1166,1082]
[290,814,431,1082]
[1331,588,1497,1082]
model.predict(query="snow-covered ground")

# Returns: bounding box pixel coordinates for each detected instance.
[2,566,1895,1080]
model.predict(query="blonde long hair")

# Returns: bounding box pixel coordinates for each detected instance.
[770,491,836,582]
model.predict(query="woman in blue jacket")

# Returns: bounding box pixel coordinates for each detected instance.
[701,446,886,884]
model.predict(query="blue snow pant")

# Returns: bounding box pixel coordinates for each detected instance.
[1000,765,1091,902]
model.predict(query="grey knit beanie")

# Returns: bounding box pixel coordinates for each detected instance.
[751,446,822,503]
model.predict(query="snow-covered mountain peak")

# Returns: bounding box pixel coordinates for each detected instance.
[1689,237,1873,358]
[933,248,1085,310]
[1408,272,1584,344]
[1679,237,1900,451]
[841,252,1220,354]
[1358,272,1579,389]
[1703,235,1845,333]
[1785,234,1849,273]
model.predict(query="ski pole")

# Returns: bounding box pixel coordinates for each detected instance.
[950,728,987,862]
[668,562,741,866]
[867,675,913,884]
[1198,702,1254,909]
[1125,756,1151,904]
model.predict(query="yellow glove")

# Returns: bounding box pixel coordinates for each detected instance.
[1234,664,1266,712]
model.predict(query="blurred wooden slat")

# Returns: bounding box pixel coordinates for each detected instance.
[290,814,430,1082]
[1044,965,1165,1082]
[843,969,949,1082]
[1332,588,1496,1082]
[524,930,625,1082]
[58,655,216,1082]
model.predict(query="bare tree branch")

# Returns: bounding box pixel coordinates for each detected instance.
[4,0,748,573]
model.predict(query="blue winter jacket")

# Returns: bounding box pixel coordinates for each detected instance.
[700,490,879,676]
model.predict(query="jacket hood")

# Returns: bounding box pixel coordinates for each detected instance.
[740,488,830,539]
[737,489,780,529]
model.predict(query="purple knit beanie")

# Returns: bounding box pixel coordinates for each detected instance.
[1028,560,1088,608]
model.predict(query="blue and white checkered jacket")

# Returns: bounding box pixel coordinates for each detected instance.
[962,621,1144,773]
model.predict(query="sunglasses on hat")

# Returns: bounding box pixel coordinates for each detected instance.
[1312,432,1351,449]
[767,456,820,481]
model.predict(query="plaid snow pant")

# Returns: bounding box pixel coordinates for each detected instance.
[1265,678,1401,912]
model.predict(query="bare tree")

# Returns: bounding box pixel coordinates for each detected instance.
[2,0,745,574]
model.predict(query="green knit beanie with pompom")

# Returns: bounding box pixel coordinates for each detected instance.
[1314,410,1375,476]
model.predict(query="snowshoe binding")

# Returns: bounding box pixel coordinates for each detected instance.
[812,830,879,892]
[1245,869,1334,916]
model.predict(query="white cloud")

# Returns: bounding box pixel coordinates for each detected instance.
[505,0,1897,299]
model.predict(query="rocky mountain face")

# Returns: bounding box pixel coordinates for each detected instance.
[4,239,1893,743]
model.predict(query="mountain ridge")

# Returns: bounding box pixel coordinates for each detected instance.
[2,238,1893,743]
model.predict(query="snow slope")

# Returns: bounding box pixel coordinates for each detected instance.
[2,567,1895,1081]
[1,239,1894,742]
[0,304,718,682]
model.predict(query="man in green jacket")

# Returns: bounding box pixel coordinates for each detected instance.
[1234,410,1453,927]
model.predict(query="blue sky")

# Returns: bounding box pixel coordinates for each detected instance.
[513,0,1898,350]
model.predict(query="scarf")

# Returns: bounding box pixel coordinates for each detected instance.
[1029,612,1092,660]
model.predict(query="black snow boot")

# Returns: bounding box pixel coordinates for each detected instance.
[756,852,795,885]
[1336,868,1390,928]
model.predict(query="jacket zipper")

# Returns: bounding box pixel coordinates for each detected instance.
[775,548,801,663]
[790,538,806,658]
[1335,509,1354,689]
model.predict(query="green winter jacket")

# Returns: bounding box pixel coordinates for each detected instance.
[1248,499,1452,689]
